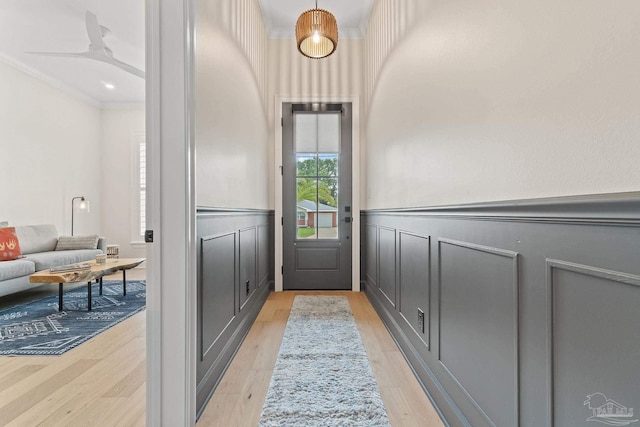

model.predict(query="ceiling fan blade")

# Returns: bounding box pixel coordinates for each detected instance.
[103,56,146,79]
[85,11,106,50]
[25,51,89,58]
[26,11,144,80]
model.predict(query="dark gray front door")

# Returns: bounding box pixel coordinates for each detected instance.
[282,103,352,290]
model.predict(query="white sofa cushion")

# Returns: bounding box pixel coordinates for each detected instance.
[14,224,58,255]
[24,249,101,271]
[0,259,35,281]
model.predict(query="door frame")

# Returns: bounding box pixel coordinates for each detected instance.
[146,0,197,424]
[275,96,361,292]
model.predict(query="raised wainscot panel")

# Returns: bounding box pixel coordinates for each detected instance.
[547,260,640,427]
[239,227,257,310]
[200,232,236,361]
[196,209,273,418]
[379,227,396,308]
[257,224,269,288]
[399,231,430,348]
[295,247,339,271]
[438,238,519,427]
[366,224,378,286]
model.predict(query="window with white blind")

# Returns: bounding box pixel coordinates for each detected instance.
[132,132,146,242]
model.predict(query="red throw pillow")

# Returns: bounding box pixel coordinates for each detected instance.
[0,227,22,261]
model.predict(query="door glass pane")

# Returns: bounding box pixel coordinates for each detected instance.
[296,154,317,177]
[297,178,317,239]
[318,178,338,239]
[317,113,340,153]
[294,111,340,240]
[318,154,338,178]
[294,114,317,153]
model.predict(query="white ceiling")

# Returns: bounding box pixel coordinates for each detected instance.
[0,0,373,106]
[0,0,145,106]
[258,0,374,39]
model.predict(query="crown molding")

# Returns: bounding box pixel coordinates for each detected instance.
[0,53,145,109]
[358,0,375,37]
[256,0,274,32]
[101,102,145,110]
[258,0,373,40]
[0,53,101,108]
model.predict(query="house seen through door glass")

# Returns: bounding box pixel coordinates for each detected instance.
[295,113,340,240]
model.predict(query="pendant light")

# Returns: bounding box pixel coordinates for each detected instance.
[295,0,338,59]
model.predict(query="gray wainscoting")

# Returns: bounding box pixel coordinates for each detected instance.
[361,193,640,427]
[196,208,274,417]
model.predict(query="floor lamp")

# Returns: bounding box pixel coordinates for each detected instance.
[71,196,90,236]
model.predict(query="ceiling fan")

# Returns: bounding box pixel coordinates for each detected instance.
[26,11,144,79]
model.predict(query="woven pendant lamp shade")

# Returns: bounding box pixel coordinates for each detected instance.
[295,8,338,59]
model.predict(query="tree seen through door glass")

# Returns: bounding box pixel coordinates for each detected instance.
[294,112,340,240]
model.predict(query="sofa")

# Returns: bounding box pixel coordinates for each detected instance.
[0,224,106,298]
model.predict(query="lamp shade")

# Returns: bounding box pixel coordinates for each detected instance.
[295,8,338,59]
[71,196,90,236]
[78,199,90,212]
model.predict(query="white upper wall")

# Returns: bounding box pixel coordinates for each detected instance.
[101,107,145,259]
[363,0,430,114]
[365,0,640,209]
[0,58,102,234]
[195,0,269,209]
[267,38,364,208]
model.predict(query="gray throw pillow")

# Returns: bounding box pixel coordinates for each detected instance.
[55,235,99,251]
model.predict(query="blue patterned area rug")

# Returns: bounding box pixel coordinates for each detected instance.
[0,280,145,356]
[259,295,391,427]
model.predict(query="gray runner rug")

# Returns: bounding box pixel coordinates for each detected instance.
[258,295,391,427]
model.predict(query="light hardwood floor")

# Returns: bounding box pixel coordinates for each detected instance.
[0,268,147,427]
[198,291,444,427]
[1,277,444,426]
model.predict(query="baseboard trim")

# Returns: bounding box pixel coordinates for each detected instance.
[365,286,468,427]
[196,282,270,420]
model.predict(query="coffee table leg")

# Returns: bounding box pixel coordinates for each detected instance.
[87,281,92,311]
[123,269,127,296]
[59,283,63,312]
[100,276,103,295]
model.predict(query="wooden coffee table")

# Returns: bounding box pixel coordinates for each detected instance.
[29,258,145,311]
